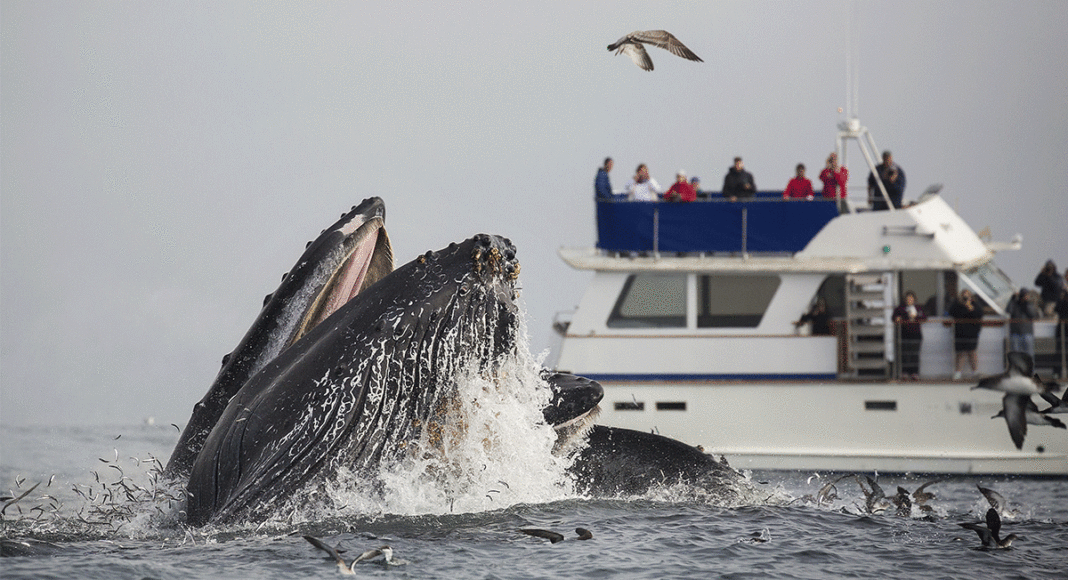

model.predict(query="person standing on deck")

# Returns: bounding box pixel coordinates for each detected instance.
[1034,260,1065,317]
[892,290,927,380]
[819,152,849,206]
[664,169,697,202]
[868,151,906,210]
[625,163,662,201]
[1006,288,1040,359]
[722,157,755,201]
[595,157,617,201]
[948,289,983,380]
[783,164,814,200]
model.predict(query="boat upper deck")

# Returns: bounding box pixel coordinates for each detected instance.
[582,191,1013,273]
[597,192,839,254]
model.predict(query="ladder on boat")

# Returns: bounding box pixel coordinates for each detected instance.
[843,273,893,378]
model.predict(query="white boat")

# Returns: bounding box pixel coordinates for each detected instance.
[553,142,1067,475]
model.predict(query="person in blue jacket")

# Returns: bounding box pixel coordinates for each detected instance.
[595,157,616,201]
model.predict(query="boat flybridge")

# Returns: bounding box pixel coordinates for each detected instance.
[553,185,1067,475]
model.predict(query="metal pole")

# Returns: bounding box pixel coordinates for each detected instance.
[1055,320,1063,378]
[653,205,659,257]
[741,206,748,257]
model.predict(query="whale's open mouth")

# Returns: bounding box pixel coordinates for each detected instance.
[293,222,392,345]
[553,405,601,453]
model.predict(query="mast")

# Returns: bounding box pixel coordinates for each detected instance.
[836,1,894,213]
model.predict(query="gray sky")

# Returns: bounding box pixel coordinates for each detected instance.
[2,1,1066,426]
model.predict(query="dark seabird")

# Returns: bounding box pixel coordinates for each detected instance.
[854,475,890,514]
[959,508,1017,549]
[977,485,1019,518]
[993,397,1067,430]
[607,30,703,71]
[891,486,912,517]
[303,536,401,574]
[974,352,1056,448]
[520,528,593,543]
[973,352,1053,396]
[815,474,852,507]
[521,528,565,543]
[910,479,946,513]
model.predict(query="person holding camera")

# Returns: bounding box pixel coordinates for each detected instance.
[1006,288,1040,359]
[868,150,906,210]
[892,290,926,380]
[949,289,983,379]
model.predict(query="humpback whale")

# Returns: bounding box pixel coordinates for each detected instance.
[167,198,394,478]
[172,200,743,526]
[185,233,524,525]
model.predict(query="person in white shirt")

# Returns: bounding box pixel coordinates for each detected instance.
[625,163,662,201]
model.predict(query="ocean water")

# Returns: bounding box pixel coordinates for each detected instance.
[2,422,1066,579]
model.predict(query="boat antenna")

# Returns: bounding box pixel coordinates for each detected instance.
[836,1,894,213]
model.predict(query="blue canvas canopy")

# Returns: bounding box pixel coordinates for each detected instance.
[596,195,839,254]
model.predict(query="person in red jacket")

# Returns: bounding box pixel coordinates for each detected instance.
[819,152,848,200]
[783,164,814,200]
[664,170,697,202]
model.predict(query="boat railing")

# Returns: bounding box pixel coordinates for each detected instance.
[831,317,1067,381]
[596,194,839,254]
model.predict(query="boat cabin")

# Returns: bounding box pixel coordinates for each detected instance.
[556,191,1065,381]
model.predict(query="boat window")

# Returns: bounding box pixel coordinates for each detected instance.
[607,274,686,328]
[960,261,1013,313]
[697,274,781,328]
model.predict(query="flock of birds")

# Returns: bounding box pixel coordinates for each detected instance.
[799,474,1024,550]
[298,476,1028,574]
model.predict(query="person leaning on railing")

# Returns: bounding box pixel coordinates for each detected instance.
[892,290,927,380]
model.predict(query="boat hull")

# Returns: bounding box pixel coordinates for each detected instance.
[594,380,1068,475]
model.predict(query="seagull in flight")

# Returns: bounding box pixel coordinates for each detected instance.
[607,30,703,71]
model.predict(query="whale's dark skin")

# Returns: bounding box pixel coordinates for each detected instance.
[185,234,523,526]
[166,198,394,479]
[569,425,739,497]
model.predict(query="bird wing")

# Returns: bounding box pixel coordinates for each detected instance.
[985,507,1002,538]
[1006,351,1034,376]
[352,548,385,564]
[865,476,885,500]
[959,522,993,547]
[1001,394,1028,449]
[977,485,1006,514]
[303,536,347,567]
[630,30,703,62]
[911,478,946,503]
[619,43,654,71]
[1039,390,1062,409]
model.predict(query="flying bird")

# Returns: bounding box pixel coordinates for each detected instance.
[607,30,703,71]
[973,351,1056,449]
